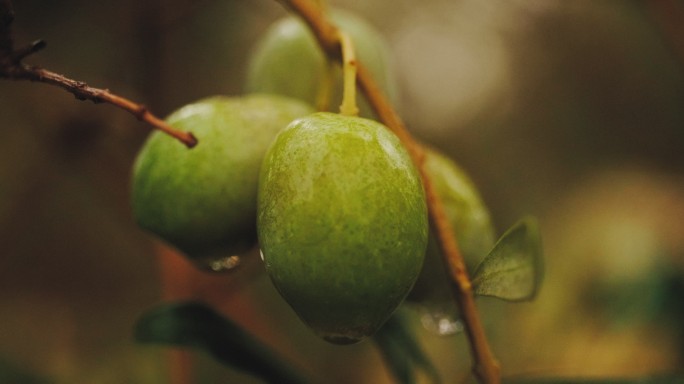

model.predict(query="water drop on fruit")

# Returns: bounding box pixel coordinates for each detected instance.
[419,306,463,336]
[204,255,241,272]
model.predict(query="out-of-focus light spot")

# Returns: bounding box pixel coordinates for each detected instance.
[393,9,509,134]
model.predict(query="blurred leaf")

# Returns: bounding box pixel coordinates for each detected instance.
[373,309,441,384]
[0,357,52,384]
[471,216,543,301]
[374,332,414,384]
[503,375,684,384]
[134,301,308,384]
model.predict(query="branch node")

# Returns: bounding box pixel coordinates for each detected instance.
[135,105,148,120]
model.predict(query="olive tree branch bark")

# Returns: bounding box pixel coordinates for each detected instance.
[0,1,197,148]
[275,1,500,383]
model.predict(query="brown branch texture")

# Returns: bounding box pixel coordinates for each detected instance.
[0,2,197,148]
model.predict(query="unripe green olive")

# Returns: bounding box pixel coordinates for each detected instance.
[408,148,495,310]
[131,94,314,267]
[257,112,427,344]
[426,148,495,269]
[246,10,398,118]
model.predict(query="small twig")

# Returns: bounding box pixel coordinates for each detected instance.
[0,2,197,148]
[276,1,500,383]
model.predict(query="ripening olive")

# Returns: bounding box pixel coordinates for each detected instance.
[257,112,427,344]
[408,148,495,307]
[246,10,399,118]
[131,94,314,266]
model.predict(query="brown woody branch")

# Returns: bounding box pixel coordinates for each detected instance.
[276,1,501,383]
[0,1,197,148]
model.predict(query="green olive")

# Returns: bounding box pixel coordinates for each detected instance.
[131,94,314,267]
[257,112,427,344]
[408,148,495,307]
[246,10,399,118]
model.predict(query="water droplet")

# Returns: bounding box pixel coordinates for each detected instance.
[211,255,241,271]
[419,307,463,336]
[193,255,241,272]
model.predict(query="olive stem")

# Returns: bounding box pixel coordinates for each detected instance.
[0,1,197,149]
[276,1,501,383]
[337,30,359,116]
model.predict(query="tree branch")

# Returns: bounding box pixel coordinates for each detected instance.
[0,2,197,148]
[276,1,500,383]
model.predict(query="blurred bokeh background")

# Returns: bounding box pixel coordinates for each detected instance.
[1,0,683,382]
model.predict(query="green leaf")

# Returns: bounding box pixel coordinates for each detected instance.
[134,301,308,384]
[373,309,441,384]
[374,331,414,384]
[471,216,543,301]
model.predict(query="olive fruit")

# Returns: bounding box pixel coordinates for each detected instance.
[424,148,495,271]
[257,112,427,344]
[131,94,314,267]
[407,148,495,329]
[246,10,398,118]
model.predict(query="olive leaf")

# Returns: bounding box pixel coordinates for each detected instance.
[471,216,543,301]
[373,309,441,384]
[373,332,414,384]
[134,301,308,384]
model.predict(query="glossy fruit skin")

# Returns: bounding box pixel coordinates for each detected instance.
[132,94,314,263]
[257,112,427,344]
[246,10,398,118]
[408,148,495,304]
